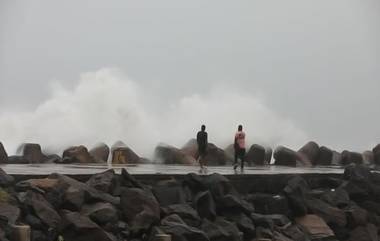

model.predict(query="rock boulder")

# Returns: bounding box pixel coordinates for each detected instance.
[0,143,7,164]
[246,144,266,165]
[274,146,299,167]
[17,143,48,164]
[89,143,110,163]
[62,145,95,163]
[373,144,380,165]
[298,141,320,165]
[154,144,195,165]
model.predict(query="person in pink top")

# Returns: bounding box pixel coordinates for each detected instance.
[234,125,246,171]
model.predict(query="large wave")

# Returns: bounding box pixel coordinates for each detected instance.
[0,68,308,157]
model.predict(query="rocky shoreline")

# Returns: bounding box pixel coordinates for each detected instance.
[0,164,379,241]
[1,141,380,167]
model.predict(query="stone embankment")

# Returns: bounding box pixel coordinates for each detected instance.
[0,164,379,241]
[1,140,379,167]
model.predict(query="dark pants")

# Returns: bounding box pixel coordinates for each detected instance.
[234,148,246,169]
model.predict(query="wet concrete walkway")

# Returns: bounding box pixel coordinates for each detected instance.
[0,163,345,176]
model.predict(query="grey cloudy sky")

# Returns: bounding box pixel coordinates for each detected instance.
[0,0,380,152]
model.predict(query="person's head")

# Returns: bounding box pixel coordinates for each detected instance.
[238,125,243,131]
[201,125,206,131]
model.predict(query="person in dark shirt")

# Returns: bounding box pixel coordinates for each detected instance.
[197,125,208,173]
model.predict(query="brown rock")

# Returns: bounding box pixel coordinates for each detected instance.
[89,143,110,163]
[112,147,140,164]
[306,198,347,227]
[63,145,94,163]
[16,178,59,192]
[17,143,47,163]
[296,215,334,239]
[155,144,195,165]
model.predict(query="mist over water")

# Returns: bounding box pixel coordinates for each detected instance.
[0,68,308,157]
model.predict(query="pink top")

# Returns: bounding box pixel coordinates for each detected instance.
[235,131,246,149]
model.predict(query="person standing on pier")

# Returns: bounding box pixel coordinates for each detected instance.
[234,125,246,172]
[197,124,208,173]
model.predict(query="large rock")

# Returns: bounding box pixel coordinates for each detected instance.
[162,204,201,227]
[89,143,110,163]
[120,188,160,233]
[6,155,29,164]
[315,146,333,166]
[49,173,119,205]
[298,141,320,165]
[194,191,216,220]
[283,176,310,216]
[295,215,334,240]
[154,144,196,165]
[274,146,299,166]
[320,188,350,208]
[61,210,117,241]
[62,186,85,211]
[16,178,59,192]
[245,144,266,166]
[203,143,228,166]
[17,143,47,163]
[20,190,61,229]
[0,203,20,224]
[345,204,369,228]
[182,140,229,166]
[347,224,378,241]
[247,193,289,216]
[343,164,371,182]
[251,213,291,229]
[152,182,186,207]
[112,145,140,164]
[0,168,14,187]
[373,144,380,165]
[341,151,363,165]
[225,213,255,240]
[62,145,95,163]
[202,173,238,200]
[119,168,144,189]
[159,214,209,241]
[201,217,241,241]
[305,198,347,227]
[0,143,7,164]
[81,202,118,225]
[86,169,116,194]
[217,194,254,216]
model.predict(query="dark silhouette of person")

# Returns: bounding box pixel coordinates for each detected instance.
[197,125,208,173]
[234,125,246,171]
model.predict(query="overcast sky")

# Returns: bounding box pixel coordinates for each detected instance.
[0,0,379,153]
